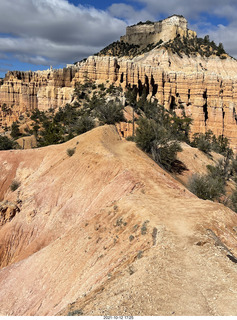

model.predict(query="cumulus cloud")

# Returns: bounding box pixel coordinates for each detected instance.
[207,23,237,57]
[130,0,237,21]
[108,3,154,25]
[1,0,237,72]
[0,0,127,66]
[113,0,237,58]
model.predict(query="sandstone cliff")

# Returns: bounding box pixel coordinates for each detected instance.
[0,67,76,127]
[1,15,237,150]
[121,15,196,48]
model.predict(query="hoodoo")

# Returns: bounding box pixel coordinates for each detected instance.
[1,16,237,149]
[1,15,237,317]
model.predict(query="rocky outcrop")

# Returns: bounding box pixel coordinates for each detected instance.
[1,16,237,150]
[0,200,20,226]
[0,67,77,127]
[121,15,196,48]
[73,53,237,150]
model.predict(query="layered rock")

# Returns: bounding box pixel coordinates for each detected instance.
[73,53,237,150]
[0,67,77,127]
[0,200,20,226]
[1,16,237,150]
[121,15,196,48]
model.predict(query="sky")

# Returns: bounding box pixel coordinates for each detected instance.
[0,0,237,78]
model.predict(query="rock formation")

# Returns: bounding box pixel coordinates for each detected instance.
[1,15,237,150]
[0,125,237,316]
[121,15,196,47]
[0,67,77,127]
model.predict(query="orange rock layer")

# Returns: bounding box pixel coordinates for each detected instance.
[1,50,237,150]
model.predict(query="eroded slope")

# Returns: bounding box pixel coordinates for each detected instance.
[0,125,237,316]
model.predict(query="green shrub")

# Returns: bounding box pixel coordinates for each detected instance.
[188,173,225,201]
[0,135,17,150]
[37,121,64,147]
[134,98,190,172]
[54,104,79,126]
[191,133,212,154]
[207,157,232,182]
[67,148,75,157]
[67,309,83,316]
[126,135,135,141]
[191,131,232,157]
[76,116,94,135]
[211,135,232,156]
[10,180,20,192]
[33,124,40,137]
[98,83,105,91]
[170,111,192,143]
[95,100,125,125]
[10,122,21,139]
[151,140,182,171]
[231,155,237,178]
[135,117,157,152]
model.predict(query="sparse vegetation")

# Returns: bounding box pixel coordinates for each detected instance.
[141,220,149,235]
[126,135,135,142]
[134,98,191,172]
[187,146,237,208]
[10,122,21,139]
[128,266,135,275]
[123,87,237,210]
[135,20,155,26]
[96,40,140,58]
[191,130,233,157]
[137,250,143,259]
[164,34,228,59]
[94,100,125,125]
[10,180,20,192]
[96,30,228,60]
[96,39,164,58]
[0,135,18,150]
[67,148,75,157]
[67,309,83,316]
[76,115,95,135]
[188,173,225,201]
[229,191,237,213]
[27,81,124,147]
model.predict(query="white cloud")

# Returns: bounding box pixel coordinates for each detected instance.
[119,0,237,58]
[207,23,237,58]
[108,3,154,25]
[129,0,237,21]
[1,0,237,69]
[0,36,105,65]
[0,0,127,66]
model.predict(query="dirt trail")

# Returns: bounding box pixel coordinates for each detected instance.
[0,125,237,316]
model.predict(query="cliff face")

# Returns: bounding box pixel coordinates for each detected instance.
[1,15,237,149]
[73,52,237,150]
[121,15,196,48]
[0,68,76,127]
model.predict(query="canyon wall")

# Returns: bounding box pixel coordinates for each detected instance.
[0,67,77,128]
[1,13,237,150]
[1,52,237,150]
[71,53,237,151]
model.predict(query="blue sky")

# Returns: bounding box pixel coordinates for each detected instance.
[0,0,237,78]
